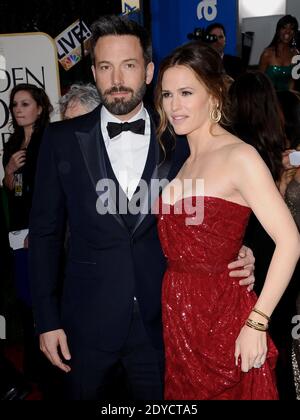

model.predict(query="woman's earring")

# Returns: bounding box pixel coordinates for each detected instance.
[210,105,221,123]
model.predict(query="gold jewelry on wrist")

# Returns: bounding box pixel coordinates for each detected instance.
[252,308,271,322]
[245,318,268,332]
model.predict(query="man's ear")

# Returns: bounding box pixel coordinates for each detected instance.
[146,62,155,85]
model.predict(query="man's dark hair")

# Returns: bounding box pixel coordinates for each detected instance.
[205,23,226,37]
[90,15,152,66]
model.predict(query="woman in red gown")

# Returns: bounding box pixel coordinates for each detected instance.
[154,42,300,400]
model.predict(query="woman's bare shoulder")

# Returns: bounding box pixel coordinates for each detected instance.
[259,47,275,63]
[262,47,275,57]
[214,129,259,158]
[227,141,262,166]
[216,130,245,149]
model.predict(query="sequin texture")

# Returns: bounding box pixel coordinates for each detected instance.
[157,196,278,400]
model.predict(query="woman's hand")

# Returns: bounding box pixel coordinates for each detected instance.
[5,150,26,175]
[282,149,299,170]
[235,325,267,372]
[279,167,297,196]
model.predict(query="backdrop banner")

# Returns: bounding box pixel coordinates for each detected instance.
[0,32,61,183]
[151,0,238,64]
[122,0,141,15]
[55,20,91,71]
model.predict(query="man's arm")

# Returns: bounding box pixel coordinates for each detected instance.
[29,125,66,334]
[29,125,72,371]
[228,245,255,291]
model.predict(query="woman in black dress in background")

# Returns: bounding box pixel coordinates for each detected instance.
[2,84,53,393]
[229,72,298,399]
[277,90,300,399]
[3,83,53,233]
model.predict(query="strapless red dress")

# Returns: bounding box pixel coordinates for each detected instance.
[157,196,278,400]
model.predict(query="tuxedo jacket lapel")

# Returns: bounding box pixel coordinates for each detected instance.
[76,112,127,230]
[76,123,104,191]
[131,114,172,236]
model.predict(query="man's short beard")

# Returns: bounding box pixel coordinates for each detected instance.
[98,83,147,116]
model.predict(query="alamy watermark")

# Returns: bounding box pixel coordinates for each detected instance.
[292,55,300,80]
[0,315,6,339]
[95,176,205,226]
[292,315,300,340]
[0,54,6,79]
[197,0,218,22]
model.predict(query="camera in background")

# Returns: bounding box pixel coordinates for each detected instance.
[187,28,217,44]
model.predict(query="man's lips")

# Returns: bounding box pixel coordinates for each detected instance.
[110,91,131,97]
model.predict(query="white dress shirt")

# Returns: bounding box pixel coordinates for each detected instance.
[101,105,151,200]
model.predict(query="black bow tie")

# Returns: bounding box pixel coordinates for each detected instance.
[107,119,145,139]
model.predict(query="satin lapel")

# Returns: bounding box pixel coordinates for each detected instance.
[131,119,172,236]
[76,123,127,230]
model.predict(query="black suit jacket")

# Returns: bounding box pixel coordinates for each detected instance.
[29,105,189,352]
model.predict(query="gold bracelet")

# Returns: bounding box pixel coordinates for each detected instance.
[252,308,271,322]
[248,319,266,327]
[246,320,267,332]
[245,318,268,332]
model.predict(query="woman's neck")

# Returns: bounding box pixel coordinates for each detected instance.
[186,122,222,159]
[277,42,292,55]
[23,126,34,147]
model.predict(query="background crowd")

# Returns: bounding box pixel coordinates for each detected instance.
[1,12,300,400]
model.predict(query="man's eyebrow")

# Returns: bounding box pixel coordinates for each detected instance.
[96,60,111,65]
[96,58,139,65]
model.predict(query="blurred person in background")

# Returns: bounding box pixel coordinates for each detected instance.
[229,72,299,399]
[259,15,299,91]
[0,189,30,400]
[277,90,300,209]
[3,83,53,233]
[277,90,300,399]
[2,83,54,397]
[59,82,101,119]
[205,22,244,80]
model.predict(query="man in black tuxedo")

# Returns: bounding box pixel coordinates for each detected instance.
[29,15,255,400]
[205,23,245,80]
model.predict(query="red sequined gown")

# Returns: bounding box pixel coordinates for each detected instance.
[157,196,278,400]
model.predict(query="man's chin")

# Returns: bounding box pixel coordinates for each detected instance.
[104,102,136,116]
[107,97,132,107]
